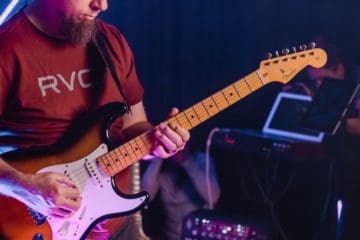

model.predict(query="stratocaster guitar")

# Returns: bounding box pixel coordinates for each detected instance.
[0,47,327,240]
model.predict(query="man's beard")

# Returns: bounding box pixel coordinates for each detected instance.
[59,16,97,45]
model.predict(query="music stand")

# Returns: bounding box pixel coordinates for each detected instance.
[301,78,360,240]
[302,78,360,136]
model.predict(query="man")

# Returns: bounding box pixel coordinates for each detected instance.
[0,0,189,239]
[141,147,221,240]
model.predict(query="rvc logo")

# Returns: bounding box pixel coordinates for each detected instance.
[37,69,92,96]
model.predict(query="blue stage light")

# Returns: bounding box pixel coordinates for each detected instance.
[0,0,21,25]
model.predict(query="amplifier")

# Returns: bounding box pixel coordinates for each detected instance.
[182,210,271,240]
[211,128,327,161]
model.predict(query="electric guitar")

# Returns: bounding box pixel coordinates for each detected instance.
[0,47,327,240]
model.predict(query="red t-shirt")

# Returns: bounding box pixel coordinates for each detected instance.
[0,12,144,150]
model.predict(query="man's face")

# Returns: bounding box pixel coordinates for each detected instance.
[54,0,108,45]
[56,0,108,23]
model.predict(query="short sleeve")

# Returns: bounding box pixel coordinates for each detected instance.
[97,21,144,106]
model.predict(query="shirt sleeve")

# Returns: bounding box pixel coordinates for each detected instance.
[117,33,144,105]
[100,22,144,106]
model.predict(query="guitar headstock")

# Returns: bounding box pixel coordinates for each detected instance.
[258,44,327,85]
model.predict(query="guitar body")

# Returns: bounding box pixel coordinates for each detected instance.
[0,103,149,240]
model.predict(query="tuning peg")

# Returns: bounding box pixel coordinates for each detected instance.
[308,42,316,49]
[274,50,280,57]
[281,48,290,55]
[292,47,297,53]
[265,52,272,59]
[299,44,307,51]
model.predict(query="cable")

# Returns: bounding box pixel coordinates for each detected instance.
[205,127,220,210]
[247,153,290,240]
[312,158,336,240]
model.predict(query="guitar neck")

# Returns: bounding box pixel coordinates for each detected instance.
[97,69,267,176]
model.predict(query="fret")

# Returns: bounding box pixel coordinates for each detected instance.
[174,112,192,130]
[243,76,253,92]
[168,117,180,127]
[97,159,111,176]
[112,149,125,169]
[235,80,252,97]
[128,139,142,158]
[140,133,153,151]
[247,72,264,90]
[168,117,181,126]
[108,151,121,173]
[255,70,266,84]
[193,102,210,122]
[118,145,132,166]
[184,108,201,127]
[210,95,221,112]
[202,97,219,116]
[212,91,229,110]
[223,85,240,104]
[220,89,231,106]
[123,143,138,162]
[102,155,116,176]
[180,111,194,128]
[134,137,147,156]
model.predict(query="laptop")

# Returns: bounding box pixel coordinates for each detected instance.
[262,92,325,143]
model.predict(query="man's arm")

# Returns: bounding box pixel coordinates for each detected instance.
[179,152,221,205]
[140,159,163,201]
[0,157,81,218]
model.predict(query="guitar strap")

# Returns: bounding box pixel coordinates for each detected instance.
[94,30,131,114]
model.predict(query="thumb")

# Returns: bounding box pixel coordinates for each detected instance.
[168,107,179,118]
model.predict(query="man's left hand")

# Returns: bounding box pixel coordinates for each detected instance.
[152,108,190,158]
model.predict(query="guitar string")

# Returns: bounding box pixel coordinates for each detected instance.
[51,52,320,208]
[68,73,264,186]
[78,50,316,178]
[93,72,264,176]
[79,73,263,179]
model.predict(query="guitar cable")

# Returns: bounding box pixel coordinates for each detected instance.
[205,127,220,210]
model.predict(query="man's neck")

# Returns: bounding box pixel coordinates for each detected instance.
[23,4,63,39]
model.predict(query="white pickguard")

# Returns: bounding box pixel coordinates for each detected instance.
[37,143,148,240]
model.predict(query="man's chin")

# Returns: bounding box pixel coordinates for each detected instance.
[61,18,97,45]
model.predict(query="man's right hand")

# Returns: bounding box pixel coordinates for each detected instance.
[14,171,81,218]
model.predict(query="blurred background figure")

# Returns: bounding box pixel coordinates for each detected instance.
[140,145,221,240]
[283,36,360,240]
[282,36,350,97]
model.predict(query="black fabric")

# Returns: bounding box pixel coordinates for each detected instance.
[94,30,130,113]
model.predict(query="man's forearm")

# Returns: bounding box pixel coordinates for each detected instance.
[0,158,26,198]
